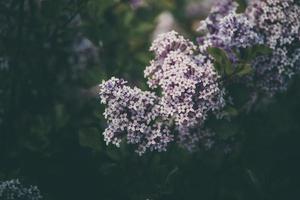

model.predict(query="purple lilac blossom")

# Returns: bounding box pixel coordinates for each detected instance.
[197,0,238,34]
[99,0,300,155]
[197,2,263,62]
[245,0,300,96]
[145,31,225,129]
[99,31,225,154]
[99,77,173,155]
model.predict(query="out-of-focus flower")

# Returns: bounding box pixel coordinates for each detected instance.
[177,126,216,152]
[130,0,144,10]
[0,57,9,70]
[152,12,178,39]
[0,179,42,200]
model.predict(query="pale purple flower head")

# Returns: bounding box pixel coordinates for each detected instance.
[198,0,238,34]
[244,0,300,95]
[145,31,225,129]
[99,77,173,155]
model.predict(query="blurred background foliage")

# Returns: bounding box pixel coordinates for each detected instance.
[0,0,300,199]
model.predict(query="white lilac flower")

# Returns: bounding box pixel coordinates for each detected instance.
[0,179,42,200]
[99,77,173,155]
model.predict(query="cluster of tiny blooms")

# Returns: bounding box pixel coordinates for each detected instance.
[0,179,42,200]
[144,31,225,149]
[145,31,225,128]
[245,0,300,95]
[198,0,300,96]
[99,77,173,155]
[197,0,238,35]
[99,31,225,154]
[197,0,263,63]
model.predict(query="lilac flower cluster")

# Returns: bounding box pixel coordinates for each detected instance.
[217,14,263,49]
[198,0,300,96]
[100,32,225,154]
[145,31,225,129]
[197,0,238,35]
[197,0,262,62]
[145,31,225,151]
[99,77,173,155]
[245,0,300,95]
[246,0,300,49]
[0,179,42,200]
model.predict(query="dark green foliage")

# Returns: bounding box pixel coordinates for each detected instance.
[0,0,300,200]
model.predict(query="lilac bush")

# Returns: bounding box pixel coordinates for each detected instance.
[99,0,300,155]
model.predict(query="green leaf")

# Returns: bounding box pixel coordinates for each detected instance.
[207,47,233,75]
[252,45,272,55]
[236,64,253,77]
[236,0,247,13]
[207,47,227,62]
[124,12,134,26]
[241,44,272,62]
[136,22,154,33]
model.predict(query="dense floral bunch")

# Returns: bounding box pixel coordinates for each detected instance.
[99,0,300,155]
[0,179,42,200]
[100,31,225,154]
[245,0,300,95]
[145,31,225,151]
[145,31,225,128]
[197,0,238,35]
[199,0,300,95]
[99,77,173,155]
